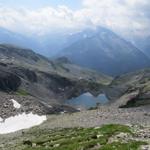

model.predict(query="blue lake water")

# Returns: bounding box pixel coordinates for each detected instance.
[65,92,109,109]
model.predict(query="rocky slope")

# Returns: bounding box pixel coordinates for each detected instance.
[0,44,111,118]
[106,68,150,108]
[0,108,150,150]
[0,45,149,150]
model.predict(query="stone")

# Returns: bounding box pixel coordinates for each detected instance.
[53,144,60,147]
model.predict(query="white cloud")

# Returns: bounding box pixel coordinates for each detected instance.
[0,0,149,37]
[0,5,80,35]
[81,0,150,37]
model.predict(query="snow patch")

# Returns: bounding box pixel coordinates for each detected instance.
[0,117,3,122]
[0,113,47,134]
[10,99,21,109]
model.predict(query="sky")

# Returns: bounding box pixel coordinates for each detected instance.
[0,0,150,38]
[0,0,81,10]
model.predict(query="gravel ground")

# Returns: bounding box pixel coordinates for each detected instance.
[0,92,149,149]
[36,92,150,130]
[39,106,150,129]
[0,105,149,150]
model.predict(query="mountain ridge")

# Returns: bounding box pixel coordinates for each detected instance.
[0,44,111,118]
[58,27,150,76]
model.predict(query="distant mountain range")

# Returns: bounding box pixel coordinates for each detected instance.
[0,27,43,53]
[0,27,150,76]
[0,27,72,56]
[58,27,150,76]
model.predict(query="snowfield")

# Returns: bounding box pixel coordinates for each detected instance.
[0,113,47,134]
[0,117,3,122]
[10,99,21,109]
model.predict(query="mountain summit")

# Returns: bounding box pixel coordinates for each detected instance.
[58,27,150,76]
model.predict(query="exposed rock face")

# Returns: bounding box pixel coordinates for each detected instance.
[121,91,150,108]
[0,69,21,92]
[106,69,150,107]
[11,67,37,82]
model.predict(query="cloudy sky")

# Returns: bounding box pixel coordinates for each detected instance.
[0,0,149,37]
